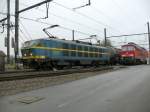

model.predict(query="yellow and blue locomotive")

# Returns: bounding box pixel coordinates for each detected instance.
[21,38,111,69]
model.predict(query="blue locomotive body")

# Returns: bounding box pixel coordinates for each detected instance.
[21,38,110,69]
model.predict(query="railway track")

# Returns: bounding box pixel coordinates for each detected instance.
[0,69,35,74]
[0,66,124,82]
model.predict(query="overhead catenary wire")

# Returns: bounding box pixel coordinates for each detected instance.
[0,11,103,40]
[107,33,149,38]
[73,0,91,10]
[110,0,138,28]
[20,16,102,39]
[0,12,14,16]
[38,10,104,36]
[10,28,25,43]
[13,2,105,37]
[90,6,123,30]
[114,43,149,47]
[0,0,6,16]
[19,32,28,42]
[19,19,33,40]
[1,2,120,40]
[52,1,120,33]
[19,1,121,36]
[19,27,31,41]
[87,7,123,41]
[2,2,146,44]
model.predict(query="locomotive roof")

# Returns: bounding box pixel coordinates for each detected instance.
[29,38,108,49]
[122,42,147,51]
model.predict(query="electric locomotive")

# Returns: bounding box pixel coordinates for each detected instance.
[21,37,111,69]
[120,42,147,64]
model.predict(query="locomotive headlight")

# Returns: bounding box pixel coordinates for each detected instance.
[24,53,27,56]
[130,54,134,56]
[30,53,33,56]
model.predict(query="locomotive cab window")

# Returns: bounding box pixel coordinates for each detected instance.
[23,40,44,47]
[128,46,135,51]
[122,46,128,51]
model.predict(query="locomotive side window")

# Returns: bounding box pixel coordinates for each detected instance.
[92,48,96,57]
[71,44,76,57]
[104,49,108,53]
[99,48,103,57]
[63,43,69,56]
[95,48,98,57]
[78,46,83,57]
[89,47,93,57]
[84,46,88,57]
[63,43,69,49]
[102,49,105,57]
[55,41,62,48]
[101,48,106,57]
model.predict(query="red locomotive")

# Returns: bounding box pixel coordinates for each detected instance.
[120,42,148,64]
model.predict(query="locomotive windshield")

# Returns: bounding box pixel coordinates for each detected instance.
[122,46,127,51]
[22,40,43,48]
[122,46,135,51]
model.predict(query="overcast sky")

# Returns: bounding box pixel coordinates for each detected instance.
[0,0,150,55]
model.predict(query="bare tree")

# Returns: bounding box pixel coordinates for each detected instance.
[100,39,112,47]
